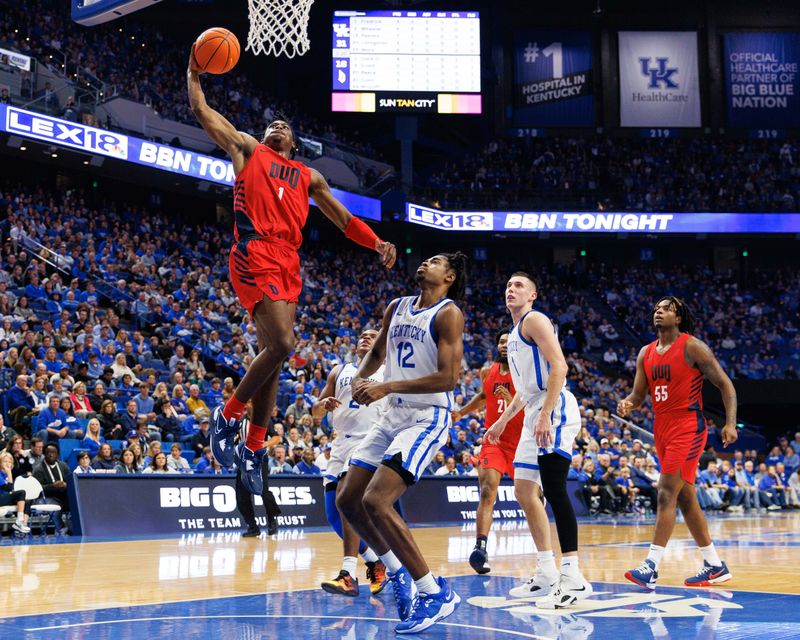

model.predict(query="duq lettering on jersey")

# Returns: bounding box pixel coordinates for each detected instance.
[160,485,313,512]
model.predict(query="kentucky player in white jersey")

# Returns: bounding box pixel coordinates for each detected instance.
[486,271,592,609]
[312,329,389,598]
[337,252,467,634]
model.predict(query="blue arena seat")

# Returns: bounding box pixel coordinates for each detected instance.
[58,439,83,461]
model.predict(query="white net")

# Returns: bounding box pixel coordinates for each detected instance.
[246,0,314,58]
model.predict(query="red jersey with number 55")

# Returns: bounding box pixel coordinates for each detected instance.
[643,332,704,415]
[483,362,524,449]
[233,143,311,250]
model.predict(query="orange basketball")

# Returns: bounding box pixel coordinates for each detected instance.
[193,28,240,74]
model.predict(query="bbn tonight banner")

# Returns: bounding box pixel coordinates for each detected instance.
[723,32,800,129]
[513,31,594,127]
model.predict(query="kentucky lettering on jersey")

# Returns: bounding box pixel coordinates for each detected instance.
[389,323,428,342]
[507,310,568,404]
[332,362,385,437]
[384,295,454,409]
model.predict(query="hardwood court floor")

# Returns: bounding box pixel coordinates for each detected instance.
[1,512,799,639]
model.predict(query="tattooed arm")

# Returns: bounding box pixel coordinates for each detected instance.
[686,337,738,447]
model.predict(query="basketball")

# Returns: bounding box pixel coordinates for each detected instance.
[193,27,240,74]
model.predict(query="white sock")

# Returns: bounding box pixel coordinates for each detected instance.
[560,555,580,579]
[341,556,357,576]
[414,572,440,596]
[379,550,403,575]
[537,550,557,577]
[699,543,721,567]
[15,514,24,525]
[362,547,379,563]
[646,544,666,570]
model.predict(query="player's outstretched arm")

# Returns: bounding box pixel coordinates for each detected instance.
[617,346,649,417]
[311,365,342,418]
[452,366,488,421]
[308,169,396,269]
[187,46,257,173]
[686,337,738,446]
[484,391,524,445]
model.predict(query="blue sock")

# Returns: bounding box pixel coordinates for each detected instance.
[324,485,344,539]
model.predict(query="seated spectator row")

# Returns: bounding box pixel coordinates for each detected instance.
[419,136,800,213]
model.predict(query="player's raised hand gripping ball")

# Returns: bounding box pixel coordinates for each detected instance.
[192,28,240,74]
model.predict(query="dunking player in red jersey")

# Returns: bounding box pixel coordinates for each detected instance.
[187,48,396,493]
[618,297,738,590]
[452,329,524,574]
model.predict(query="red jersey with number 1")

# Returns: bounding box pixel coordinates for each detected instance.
[233,143,311,250]
[483,362,524,450]
[643,332,704,416]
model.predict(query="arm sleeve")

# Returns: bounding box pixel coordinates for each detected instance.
[344,217,381,250]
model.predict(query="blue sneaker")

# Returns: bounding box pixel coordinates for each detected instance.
[234,442,265,495]
[684,560,732,587]
[624,559,658,590]
[211,405,240,468]
[388,567,415,622]
[469,546,490,574]
[395,576,461,634]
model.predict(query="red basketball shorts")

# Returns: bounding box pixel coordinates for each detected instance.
[654,412,707,483]
[480,443,517,478]
[229,239,302,315]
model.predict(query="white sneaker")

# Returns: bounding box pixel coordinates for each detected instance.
[767,504,781,511]
[537,573,593,609]
[509,567,559,599]
[12,521,31,534]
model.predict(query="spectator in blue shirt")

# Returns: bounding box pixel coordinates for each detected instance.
[7,374,36,430]
[758,465,787,509]
[36,395,82,443]
[81,418,106,458]
[775,462,800,507]
[452,430,471,458]
[293,449,321,475]
[765,446,784,467]
[268,445,294,474]
[567,455,589,482]
[155,399,181,443]
[133,383,156,422]
[118,399,139,436]
[24,273,47,300]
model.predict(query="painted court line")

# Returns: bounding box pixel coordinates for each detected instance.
[25,614,556,639]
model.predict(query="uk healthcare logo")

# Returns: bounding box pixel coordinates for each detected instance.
[639,57,679,89]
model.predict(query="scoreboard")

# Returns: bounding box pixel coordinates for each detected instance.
[331,10,482,114]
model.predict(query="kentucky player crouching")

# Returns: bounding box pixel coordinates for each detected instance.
[312,329,389,597]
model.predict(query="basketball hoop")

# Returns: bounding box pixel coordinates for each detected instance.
[246,0,314,58]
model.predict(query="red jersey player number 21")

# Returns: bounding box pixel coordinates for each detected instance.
[187,45,396,496]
